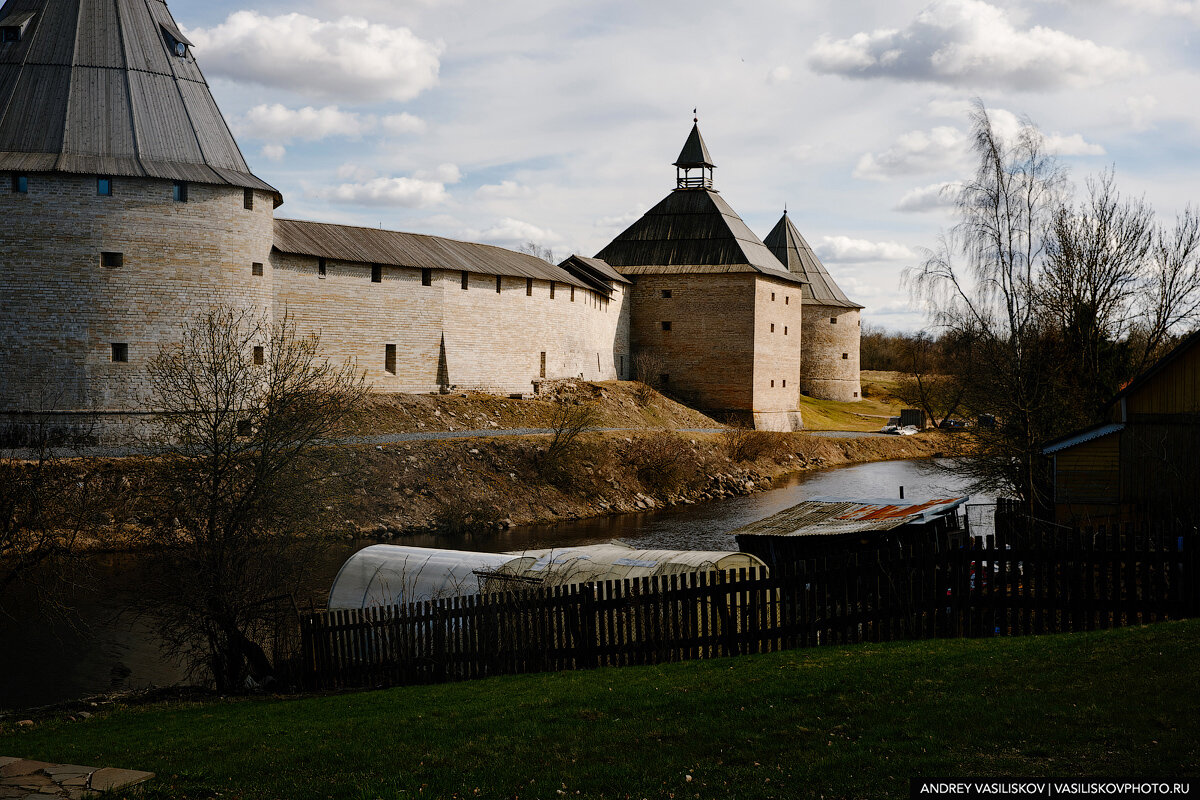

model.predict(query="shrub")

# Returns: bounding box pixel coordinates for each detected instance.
[625,432,703,494]
[721,426,791,463]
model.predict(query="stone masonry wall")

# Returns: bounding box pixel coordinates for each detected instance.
[800,304,861,402]
[272,253,630,396]
[750,276,805,431]
[0,174,274,416]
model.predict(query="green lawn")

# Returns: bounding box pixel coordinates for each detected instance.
[3,621,1198,799]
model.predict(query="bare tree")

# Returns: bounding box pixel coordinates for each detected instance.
[518,241,556,263]
[140,307,368,691]
[536,398,599,483]
[893,332,970,428]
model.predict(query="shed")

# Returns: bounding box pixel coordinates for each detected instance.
[498,542,766,585]
[733,495,969,566]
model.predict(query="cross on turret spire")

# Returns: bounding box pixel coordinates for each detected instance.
[674,116,715,190]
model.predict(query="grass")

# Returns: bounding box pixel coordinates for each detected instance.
[796,371,905,431]
[3,621,1198,799]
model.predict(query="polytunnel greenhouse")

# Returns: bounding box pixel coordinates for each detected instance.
[327,542,767,609]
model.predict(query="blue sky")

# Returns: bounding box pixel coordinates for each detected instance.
[172,0,1200,331]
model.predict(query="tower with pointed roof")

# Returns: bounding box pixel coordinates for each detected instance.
[595,121,807,430]
[764,211,863,402]
[0,0,280,426]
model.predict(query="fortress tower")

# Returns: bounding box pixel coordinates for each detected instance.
[763,211,863,402]
[596,122,808,431]
[0,0,279,429]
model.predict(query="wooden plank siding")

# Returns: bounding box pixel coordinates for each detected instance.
[1126,339,1200,418]
[1054,432,1120,505]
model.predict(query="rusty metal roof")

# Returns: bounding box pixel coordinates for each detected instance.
[274,218,596,289]
[673,122,714,168]
[594,188,807,285]
[732,495,969,538]
[0,0,279,204]
[762,211,862,309]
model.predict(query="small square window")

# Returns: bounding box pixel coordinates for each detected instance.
[662,289,672,299]
[371,264,382,283]
[770,380,775,387]
[97,176,112,196]
[251,261,264,276]
[783,380,787,387]
[110,343,128,362]
[243,189,254,210]
[496,275,502,293]
[770,323,775,333]
[661,321,672,331]
[253,346,264,365]
[11,173,27,193]
[853,392,859,398]
[461,270,469,290]
[172,181,188,202]
[421,268,432,286]
[550,282,556,299]
[526,278,533,296]
[385,344,397,374]
[830,316,837,324]
[842,353,849,359]
[101,251,123,268]
[318,258,327,277]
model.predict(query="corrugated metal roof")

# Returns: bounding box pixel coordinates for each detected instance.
[499,543,765,586]
[0,0,279,204]
[674,122,714,167]
[1042,423,1124,455]
[732,495,968,538]
[273,218,597,290]
[762,211,862,309]
[594,188,807,285]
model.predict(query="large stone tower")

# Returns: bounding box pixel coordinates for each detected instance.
[595,122,808,431]
[0,0,279,434]
[763,211,863,402]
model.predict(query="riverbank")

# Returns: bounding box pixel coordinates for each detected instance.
[3,620,1194,799]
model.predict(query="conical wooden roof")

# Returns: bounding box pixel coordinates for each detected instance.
[673,123,714,168]
[595,188,805,285]
[763,211,861,308]
[0,0,279,203]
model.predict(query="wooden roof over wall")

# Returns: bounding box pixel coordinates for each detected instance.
[273,218,595,290]
[763,211,862,309]
[0,0,279,202]
[594,189,807,285]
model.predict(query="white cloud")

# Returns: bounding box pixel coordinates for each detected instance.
[185,12,442,103]
[895,181,963,212]
[235,104,372,142]
[320,175,452,207]
[381,113,427,135]
[808,0,1145,91]
[1125,94,1159,131]
[767,65,792,84]
[467,218,559,247]
[414,163,462,183]
[854,126,968,180]
[816,236,915,262]
[476,181,532,200]
[1113,0,1200,20]
[261,144,286,161]
[856,110,1103,180]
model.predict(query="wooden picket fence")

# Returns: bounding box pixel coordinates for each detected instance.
[299,531,1199,691]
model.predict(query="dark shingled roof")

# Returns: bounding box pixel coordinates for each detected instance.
[673,123,714,168]
[763,211,862,308]
[0,0,280,204]
[273,218,595,291]
[594,189,807,285]
[558,255,630,296]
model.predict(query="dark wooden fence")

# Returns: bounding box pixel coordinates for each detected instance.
[299,531,1199,691]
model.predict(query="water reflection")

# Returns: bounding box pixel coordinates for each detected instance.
[0,457,974,709]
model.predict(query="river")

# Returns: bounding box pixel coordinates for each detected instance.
[0,457,980,710]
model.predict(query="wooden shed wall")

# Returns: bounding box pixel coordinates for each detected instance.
[1126,341,1200,418]
[1054,433,1120,505]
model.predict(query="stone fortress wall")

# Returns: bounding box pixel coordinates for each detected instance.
[799,304,862,402]
[273,252,630,397]
[0,171,630,434]
[0,174,275,418]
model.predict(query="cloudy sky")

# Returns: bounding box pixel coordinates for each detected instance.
[174,0,1200,330]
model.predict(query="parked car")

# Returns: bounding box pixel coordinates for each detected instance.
[939,418,967,429]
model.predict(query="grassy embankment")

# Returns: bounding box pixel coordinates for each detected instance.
[2,620,1196,799]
